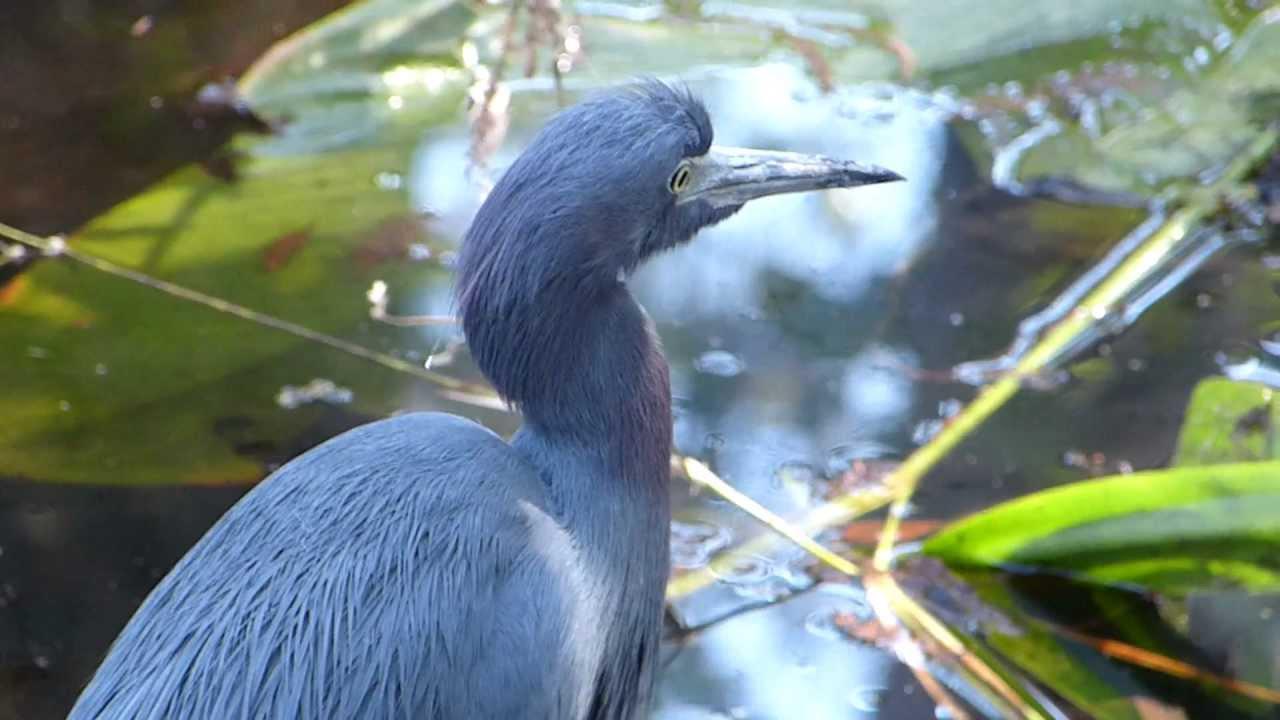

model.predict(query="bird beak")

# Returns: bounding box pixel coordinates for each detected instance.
[677,146,903,208]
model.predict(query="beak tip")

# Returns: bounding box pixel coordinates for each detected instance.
[856,164,905,185]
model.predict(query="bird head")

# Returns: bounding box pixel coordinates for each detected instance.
[458,80,901,309]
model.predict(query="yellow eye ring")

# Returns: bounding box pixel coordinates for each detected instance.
[668,162,692,193]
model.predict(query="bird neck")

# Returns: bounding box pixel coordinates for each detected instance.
[501,282,673,570]
[459,238,674,716]
[469,279,673,487]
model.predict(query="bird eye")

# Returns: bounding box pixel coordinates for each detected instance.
[668,162,693,194]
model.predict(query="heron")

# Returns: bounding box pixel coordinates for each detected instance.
[69,80,901,719]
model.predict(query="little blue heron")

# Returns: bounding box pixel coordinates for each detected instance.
[70,81,901,719]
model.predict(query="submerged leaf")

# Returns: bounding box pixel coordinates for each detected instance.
[1002,9,1280,197]
[937,567,1279,719]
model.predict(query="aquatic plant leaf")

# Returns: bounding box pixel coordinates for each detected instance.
[0,1,481,484]
[1173,378,1280,466]
[922,461,1280,596]
[941,567,1277,719]
[1004,10,1280,198]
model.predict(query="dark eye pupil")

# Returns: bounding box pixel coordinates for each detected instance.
[670,166,690,192]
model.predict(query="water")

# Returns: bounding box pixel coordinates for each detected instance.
[2,1,1278,718]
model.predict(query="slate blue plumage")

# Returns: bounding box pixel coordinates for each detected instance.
[70,80,900,719]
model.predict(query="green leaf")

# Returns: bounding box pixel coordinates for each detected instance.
[1174,377,1280,466]
[922,462,1280,596]
[0,1,484,484]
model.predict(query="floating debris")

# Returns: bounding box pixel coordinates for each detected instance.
[275,378,354,409]
[374,171,403,191]
[130,15,153,37]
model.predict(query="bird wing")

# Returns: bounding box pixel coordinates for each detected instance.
[70,412,594,720]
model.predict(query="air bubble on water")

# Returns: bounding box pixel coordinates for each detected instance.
[912,419,943,445]
[803,608,847,640]
[734,576,795,602]
[847,687,885,713]
[823,441,895,476]
[709,554,772,586]
[803,594,874,642]
[694,350,745,377]
[937,398,962,419]
[670,521,732,569]
[772,460,820,491]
